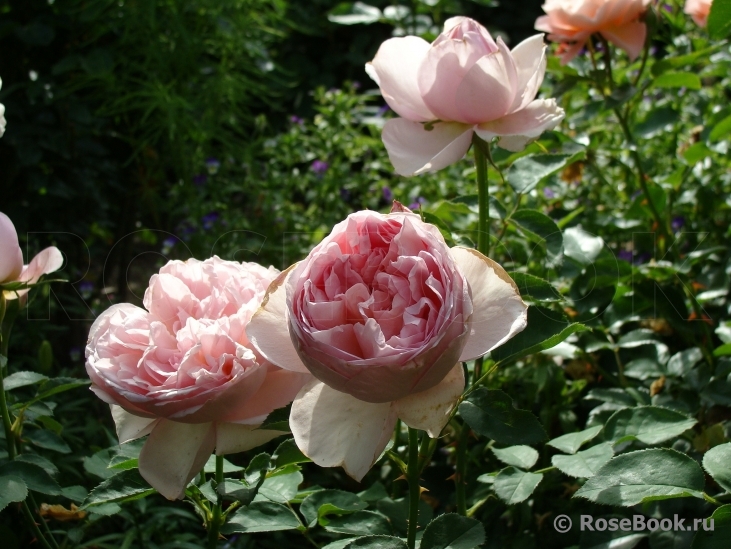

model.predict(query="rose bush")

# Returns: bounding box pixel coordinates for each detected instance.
[535,0,652,63]
[85,257,311,499]
[685,0,712,27]
[365,17,564,176]
[1,210,63,300]
[247,207,527,479]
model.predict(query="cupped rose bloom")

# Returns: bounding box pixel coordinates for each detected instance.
[365,17,564,176]
[535,0,652,64]
[685,0,712,27]
[85,257,311,500]
[247,207,528,480]
[1,211,63,300]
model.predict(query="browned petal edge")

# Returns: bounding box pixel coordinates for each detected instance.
[390,200,413,214]
[259,262,298,310]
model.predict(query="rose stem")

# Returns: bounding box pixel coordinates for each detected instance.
[454,423,469,516]
[406,427,420,549]
[206,454,224,548]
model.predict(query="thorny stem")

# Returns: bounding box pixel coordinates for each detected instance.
[472,134,490,257]
[206,455,224,549]
[455,423,469,516]
[406,428,421,549]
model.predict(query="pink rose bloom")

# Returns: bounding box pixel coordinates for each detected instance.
[247,208,527,480]
[1,211,63,300]
[535,0,652,64]
[365,17,564,176]
[685,0,712,27]
[85,257,311,500]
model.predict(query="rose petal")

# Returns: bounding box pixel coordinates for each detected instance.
[110,405,159,443]
[290,379,397,481]
[449,247,528,362]
[142,273,199,332]
[475,98,564,152]
[6,246,64,300]
[138,420,215,500]
[508,34,547,112]
[246,265,310,373]
[366,36,435,122]
[393,363,464,437]
[215,423,284,455]
[600,21,646,62]
[0,212,23,283]
[382,118,473,176]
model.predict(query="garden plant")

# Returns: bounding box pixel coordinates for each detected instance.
[2,1,731,548]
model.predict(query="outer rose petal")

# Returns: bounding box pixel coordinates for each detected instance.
[475,98,564,152]
[246,265,310,373]
[600,21,646,61]
[449,247,528,362]
[290,380,397,482]
[110,405,159,443]
[139,420,215,500]
[6,246,64,300]
[393,363,464,437]
[366,36,435,122]
[0,212,23,283]
[215,423,284,455]
[382,118,473,176]
[508,34,547,112]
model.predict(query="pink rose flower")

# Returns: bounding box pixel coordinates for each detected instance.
[365,17,564,176]
[685,0,712,27]
[535,0,652,64]
[247,209,527,480]
[1,211,63,300]
[85,257,311,499]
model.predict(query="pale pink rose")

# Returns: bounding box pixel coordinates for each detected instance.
[685,0,712,27]
[1,210,63,300]
[365,17,565,176]
[535,0,653,64]
[85,257,311,500]
[247,208,528,480]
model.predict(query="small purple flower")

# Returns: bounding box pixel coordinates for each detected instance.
[409,197,426,210]
[377,104,390,117]
[193,174,208,186]
[69,347,82,362]
[202,212,220,230]
[78,281,94,299]
[635,252,651,265]
[352,81,361,90]
[206,157,221,175]
[617,250,633,262]
[671,216,685,232]
[663,3,672,13]
[382,186,393,201]
[290,115,304,125]
[311,160,329,175]
[177,222,195,241]
[543,187,556,199]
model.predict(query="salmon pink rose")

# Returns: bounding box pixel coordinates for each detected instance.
[685,0,712,27]
[365,17,564,176]
[247,207,528,480]
[1,210,63,300]
[85,257,311,500]
[535,0,652,64]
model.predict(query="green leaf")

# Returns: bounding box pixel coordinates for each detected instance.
[16,453,59,476]
[604,406,697,445]
[708,0,731,39]
[203,455,242,474]
[272,438,310,469]
[510,209,563,263]
[83,469,154,507]
[300,489,367,528]
[0,461,61,496]
[83,449,116,480]
[375,497,433,536]
[24,429,71,454]
[490,306,587,365]
[259,406,291,432]
[563,227,604,266]
[651,46,719,76]
[493,467,543,505]
[257,470,303,504]
[343,536,408,549]
[702,443,731,493]
[217,479,259,506]
[491,445,539,469]
[709,114,731,142]
[2,371,48,391]
[653,72,701,90]
[684,142,713,165]
[357,482,389,502]
[0,475,28,512]
[574,449,705,506]
[506,153,585,194]
[327,2,382,25]
[667,348,704,376]
[547,426,603,454]
[321,509,392,535]
[551,443,614,478]
[244,452,271,485]
[16,378,90,409]
[222,502,301,534]
[460,388,547,446]
[509,272,562,302]
[580,529,647,549]
[691,504,731,548]
[420,513,485,549]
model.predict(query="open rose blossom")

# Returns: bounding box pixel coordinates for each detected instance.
[1,211,63,300]
[535,0,652,64]
[365,17,564,176]
[247,207,528,480]
[85,257,311,499]
[685,0,712,27]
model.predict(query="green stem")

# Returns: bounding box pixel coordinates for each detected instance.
[472,134,490,257]
[21,501,54,549]
[455,423,469,516]
[29,493,60,549]
[206,455,224,549]
[533,466,557,475]
[406,428,420,549]
[0,295,16,460]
